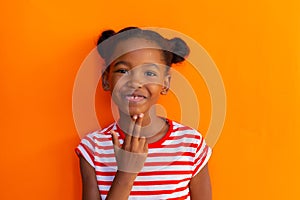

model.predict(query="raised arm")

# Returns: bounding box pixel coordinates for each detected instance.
[106,114,148,200]
[79,114,147,200]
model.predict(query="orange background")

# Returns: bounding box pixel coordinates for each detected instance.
[1,0,300,199]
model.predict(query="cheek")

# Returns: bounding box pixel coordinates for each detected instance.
[145,74,165,85]
[110,76,125,91]
[148,85,163,96]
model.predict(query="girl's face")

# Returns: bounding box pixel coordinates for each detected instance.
[102,38,170,116]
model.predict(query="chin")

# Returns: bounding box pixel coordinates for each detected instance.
[129,108,146,116]
[119,106,148,117]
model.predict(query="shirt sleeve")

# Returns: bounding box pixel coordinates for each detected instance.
[75,132,97,168]
[192,132,212,177]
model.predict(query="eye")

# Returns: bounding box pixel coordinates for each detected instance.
[115,69,129,74]
[145,71,157,77]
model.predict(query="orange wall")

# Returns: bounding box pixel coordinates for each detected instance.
[1,0,300,199]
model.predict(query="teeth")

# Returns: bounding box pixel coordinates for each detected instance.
[126,95,144,101]
[131,96,140,98]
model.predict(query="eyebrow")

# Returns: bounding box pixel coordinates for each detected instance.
[112,61,131,68]
[112,61,161,69]
[142,62,160,69]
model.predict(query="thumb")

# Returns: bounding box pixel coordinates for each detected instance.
[110,130,120,147]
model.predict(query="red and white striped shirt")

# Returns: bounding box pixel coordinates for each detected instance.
[76,119,212,200]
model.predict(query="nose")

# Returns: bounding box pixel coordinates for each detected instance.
[126,69,143,89]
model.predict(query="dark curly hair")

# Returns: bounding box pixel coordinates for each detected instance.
[96,27,190,69]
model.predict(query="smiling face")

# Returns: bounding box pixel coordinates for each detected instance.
[102,38,170,117]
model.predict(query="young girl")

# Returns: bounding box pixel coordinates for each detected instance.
[76,27,212,200]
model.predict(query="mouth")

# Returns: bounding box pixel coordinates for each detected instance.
[125,94,146,102]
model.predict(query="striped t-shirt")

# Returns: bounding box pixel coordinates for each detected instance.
[76,119,212,200]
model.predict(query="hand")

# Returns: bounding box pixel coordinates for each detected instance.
[111,113,148,173]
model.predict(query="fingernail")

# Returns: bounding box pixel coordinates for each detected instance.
[133,115,138,120]
[139,113,144,118]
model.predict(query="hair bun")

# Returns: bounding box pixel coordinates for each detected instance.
[169,37,190,64]
[97,30,115,58]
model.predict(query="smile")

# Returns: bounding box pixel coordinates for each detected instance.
[125,95,146,102]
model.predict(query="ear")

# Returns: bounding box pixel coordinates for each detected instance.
[102,70,110,91]
[161,74,171,95]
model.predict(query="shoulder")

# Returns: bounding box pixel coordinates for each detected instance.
[170,119,203,139]
[76,122,116,157]
[80,122,116,145]
[169,119,211,153]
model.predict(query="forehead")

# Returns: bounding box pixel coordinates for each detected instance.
[110,38,166,66]
[113,49,165,66]
[110,38,163,61]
